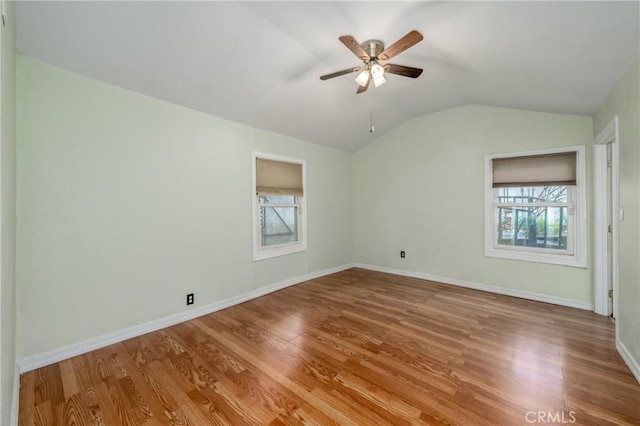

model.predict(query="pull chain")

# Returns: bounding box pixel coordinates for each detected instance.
[369,84,375,133]
[370,110,374,133]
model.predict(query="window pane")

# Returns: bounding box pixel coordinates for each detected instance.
[496,186,568,203]
[497,206,568,250]
[260,206,298,246]
[259,195,296,204]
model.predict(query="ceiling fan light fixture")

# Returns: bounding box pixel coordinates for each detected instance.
[370,62,386,87]
[370,62,384,77]
[355,68,370,86]
[373,73,386,87]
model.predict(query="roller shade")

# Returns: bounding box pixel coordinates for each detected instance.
[492,152,577,188]
[256,158,303,195]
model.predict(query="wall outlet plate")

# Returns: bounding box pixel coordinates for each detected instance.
[186,293,194,305]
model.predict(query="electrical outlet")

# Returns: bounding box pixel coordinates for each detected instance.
[400,250,406,258]
[186,293,194,305]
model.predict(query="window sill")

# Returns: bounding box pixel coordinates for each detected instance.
[253,243,307,262]
[485,247,587,268]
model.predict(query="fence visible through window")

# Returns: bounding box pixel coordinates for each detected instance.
[259,195,298,247]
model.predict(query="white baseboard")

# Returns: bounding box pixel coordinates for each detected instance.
[18,262,595,373]
[8,360,19,425]
[617,339,640,384]
[19,263,354,373]
[354,263,593,311]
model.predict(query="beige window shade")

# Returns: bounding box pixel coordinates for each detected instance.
[256,158,303,195]
[492,152,577,188]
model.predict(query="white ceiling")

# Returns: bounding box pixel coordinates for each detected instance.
[15,1,640,152]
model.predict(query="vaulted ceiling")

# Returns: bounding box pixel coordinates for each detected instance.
[15,1,640,152]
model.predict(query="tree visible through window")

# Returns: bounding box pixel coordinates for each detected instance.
[496,186,570,250]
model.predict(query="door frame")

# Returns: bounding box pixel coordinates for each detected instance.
[593,116,619,319]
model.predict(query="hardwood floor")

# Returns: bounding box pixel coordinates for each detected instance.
[19,268,640,425]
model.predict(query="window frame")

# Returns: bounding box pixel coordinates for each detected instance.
[484,145,587,268]
[252,152,307,261]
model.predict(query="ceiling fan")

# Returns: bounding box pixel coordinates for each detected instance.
[320,30,424,94]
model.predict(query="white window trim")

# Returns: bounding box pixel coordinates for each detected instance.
[484,145,587,268]
[252,151,307,261]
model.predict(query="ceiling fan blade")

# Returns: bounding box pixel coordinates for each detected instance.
[385,63,423,78]
[378,30,423,61]
[319,67,360,80]
[339,35,370,61]
[356,74,370,94]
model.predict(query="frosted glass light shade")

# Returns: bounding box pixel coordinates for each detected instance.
[373,74,386,87]
[370,63,384,77]
[355,69,370,86]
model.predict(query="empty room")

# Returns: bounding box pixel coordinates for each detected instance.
[1,1,639,425]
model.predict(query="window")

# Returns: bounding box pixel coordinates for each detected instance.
[484,146,586,267]
[252,153,306,261]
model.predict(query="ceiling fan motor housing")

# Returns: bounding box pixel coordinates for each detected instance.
[361,40,385,60]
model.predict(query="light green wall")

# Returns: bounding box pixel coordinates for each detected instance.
[0,2,17,424]
[353,105,593,304]
[16,56,352,358]
[15,49,634,369]
[593,56,640,370]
